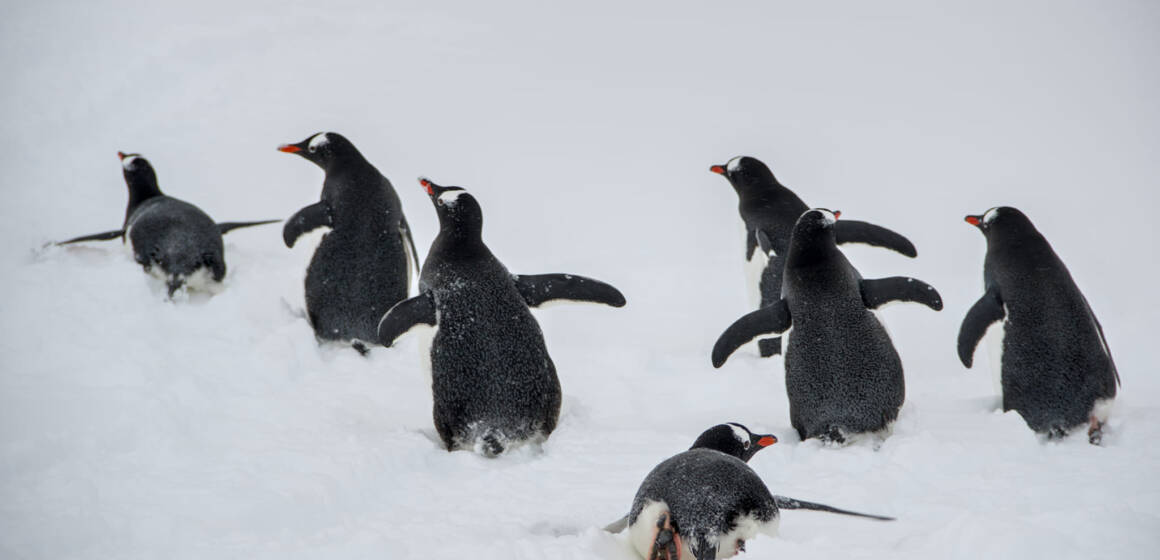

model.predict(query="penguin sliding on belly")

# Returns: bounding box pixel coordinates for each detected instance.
[278,132,420,349]
[607,423,892,560]
[377,178,625,457]
[56,152,278,297]
[958,207,1119,444]
[712,210,942,444]
[710,156,917,357]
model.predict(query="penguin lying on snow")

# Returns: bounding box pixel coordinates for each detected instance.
[710,156,917,358]
[713,209,942,444]
[377,178,625,457]
[958,207,1119,444]
[278,132,420,349]
[56,152,278,297]
[607,423,892,560]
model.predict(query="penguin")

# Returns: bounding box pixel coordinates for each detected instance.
[608,423,893,560]
[377,177,626,457]
[958,206,1119,444]
[711,209,942,444]
[710,156,917,357]
[278,132,420,348]
[56,152,278,297]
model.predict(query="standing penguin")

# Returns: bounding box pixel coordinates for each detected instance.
[608,423,892,560]
[712,209,942,443]
[278,132,419,348]
[377,178,625,456]
[958,207,1119,444]
[56,152,277,297]
[710,156,917,357]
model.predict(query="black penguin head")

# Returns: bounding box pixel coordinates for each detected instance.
[117,151,162,204]
[690,423,777,462]
[709,156,779,195]
[964,206,1036,240]
[419,177,483,236]
[792,207,841,239]
[277,132,358,171]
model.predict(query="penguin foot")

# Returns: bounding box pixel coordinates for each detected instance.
[649,512,682,560]
[757,338,781,357]
[351,340,370,356]
[1088,416,1104,446]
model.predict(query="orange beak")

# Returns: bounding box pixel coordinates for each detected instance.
[419,177,433,195]
[277,144,301,153]
[757,436,777,447]
[833,210,841,220]
[965,215,981,226]
[117,151,126,160]
[709,165,726,175]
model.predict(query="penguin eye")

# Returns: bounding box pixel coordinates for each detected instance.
[436,198,445,207]
[743,440,751,449]
[308,145,317,153]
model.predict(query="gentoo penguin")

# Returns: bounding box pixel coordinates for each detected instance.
[278,132,420,348]
[710,156,917,357]
[609,423,892,560]
[958,206,1119,444]
[712,209,942,444]
[377,178,625,457]
[56,152,277,297]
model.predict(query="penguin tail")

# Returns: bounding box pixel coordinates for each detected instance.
[166,275,185,298]
[477,430,506,458]
[818,425,847,445]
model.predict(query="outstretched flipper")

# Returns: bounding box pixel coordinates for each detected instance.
[774,496,895,521]
[861,277,943,311]
[377,292,437,347]
[399,216,421,290]
[712,300,792,368]
[283,201,333,248]
[602,514,629,534]
[218,219,280,235]
[957,286,1005,368]
[835,220,917,258]
[56,229,125,245]
[513,274,626,308]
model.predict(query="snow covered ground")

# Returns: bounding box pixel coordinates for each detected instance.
[2,1,1159,558]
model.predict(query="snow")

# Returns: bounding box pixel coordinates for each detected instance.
[2,1,1159,559]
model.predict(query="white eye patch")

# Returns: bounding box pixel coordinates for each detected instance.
[820,210,837,225]
[308,133,330,150]
[983,207,1000,224]
[121,155,138,169]
[726,156,744,173]
[438,190,465,207]
[727,423,750,444]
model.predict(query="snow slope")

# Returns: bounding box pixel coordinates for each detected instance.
[2,1,1159,558]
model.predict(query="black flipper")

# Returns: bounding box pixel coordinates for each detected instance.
[513,274,626,308]
[399,216,421,289]
[218,220,280,235]
[1082,294,1121,387]
[712,300,792,368]
[834,220,917,258]
[376,292,437,347]
[756,230,775,257]
[56,229,125,245]
[957,285,1005,368]
[283,201,333,248]
[861,277,943,311]
[774,496,895,521]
